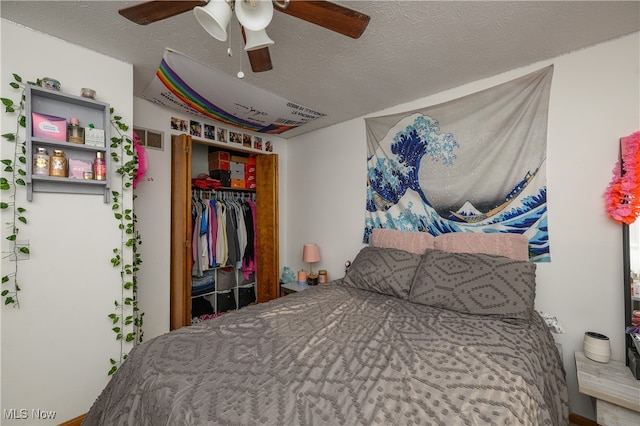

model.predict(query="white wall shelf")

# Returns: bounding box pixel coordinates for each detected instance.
[25,85,111,202]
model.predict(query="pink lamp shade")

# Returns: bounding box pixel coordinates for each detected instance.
[302,243,320,263]
[302,243,320,275]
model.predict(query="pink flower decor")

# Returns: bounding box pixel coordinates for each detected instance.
[132,132,148,189]
[604,131,640,224]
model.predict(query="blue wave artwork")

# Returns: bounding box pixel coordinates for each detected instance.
[364,114,550,262]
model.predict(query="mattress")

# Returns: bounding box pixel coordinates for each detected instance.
[83,283,568,425]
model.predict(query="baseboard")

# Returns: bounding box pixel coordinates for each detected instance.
[569,412,599,426]
[58,413,86,426]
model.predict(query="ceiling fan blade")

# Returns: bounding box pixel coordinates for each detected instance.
[118,1,207,25]
[274,0,370,39]
[240,26,274,72]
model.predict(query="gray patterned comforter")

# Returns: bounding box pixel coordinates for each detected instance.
[83,283,568,425]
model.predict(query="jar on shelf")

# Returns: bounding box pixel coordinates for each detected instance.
[67,117,84,144]
[49,150,67,177]
[93,152,106,181]
[33,147,50,176]
[80,88,96,99]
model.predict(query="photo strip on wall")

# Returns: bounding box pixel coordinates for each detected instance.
[169,116,272,152]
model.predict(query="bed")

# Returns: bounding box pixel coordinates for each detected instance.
[83,234,569,425]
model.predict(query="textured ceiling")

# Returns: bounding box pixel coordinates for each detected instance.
[2,1,639,138]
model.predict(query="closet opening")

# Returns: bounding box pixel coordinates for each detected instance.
[170,134,279,330]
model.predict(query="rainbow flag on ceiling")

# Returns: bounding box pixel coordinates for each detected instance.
[142,49,325,135]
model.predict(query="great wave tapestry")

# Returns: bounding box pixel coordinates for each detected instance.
[364,66,554,262]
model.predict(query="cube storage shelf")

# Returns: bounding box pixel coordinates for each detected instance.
[26,85,111,202]
[191,264,257,317]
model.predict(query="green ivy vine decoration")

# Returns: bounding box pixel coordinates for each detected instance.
[1,73,144,373]
[0,73,33,307]
[108,110,144,375]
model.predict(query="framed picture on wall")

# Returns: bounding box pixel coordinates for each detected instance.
[253,136,263,150]
[190,120,202,137]
[216,127,228,143]
[230,131,242,144]
[170,117,188,132]
[204,124,215,140]
[242,133,252,148]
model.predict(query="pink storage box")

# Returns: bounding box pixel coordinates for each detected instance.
[32,112,66,142]
[68,159,92,179]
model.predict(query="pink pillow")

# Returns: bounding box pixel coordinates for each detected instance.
[433,233,529,261]
[370,229,435,255]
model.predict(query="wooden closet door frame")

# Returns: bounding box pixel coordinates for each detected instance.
[170,134,279,330]
[255,153,279,303]
[170,134,193,330]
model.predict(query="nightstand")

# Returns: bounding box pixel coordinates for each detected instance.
[575,351,640,425]
[280,282,310,296]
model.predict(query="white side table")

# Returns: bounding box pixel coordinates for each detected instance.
[575,351,640,426]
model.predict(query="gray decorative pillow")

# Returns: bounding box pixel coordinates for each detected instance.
[409,249,536,321]
[342,246,422,299]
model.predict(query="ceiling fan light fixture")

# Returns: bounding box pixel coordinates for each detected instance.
[194,0,233,42]
[235,0,273,31]
[243,28,274,51]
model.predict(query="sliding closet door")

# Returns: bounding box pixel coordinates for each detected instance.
[255,154,279,303]
[170,134,192,330]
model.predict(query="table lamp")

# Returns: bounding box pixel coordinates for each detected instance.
[302,243,320,278]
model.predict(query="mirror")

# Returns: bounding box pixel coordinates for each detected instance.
[625,222,640,365]
[614,132,640,368]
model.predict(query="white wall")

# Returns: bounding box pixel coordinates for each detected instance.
[0,21,133,424]
[285,33,640,420]
[132,97,288,341]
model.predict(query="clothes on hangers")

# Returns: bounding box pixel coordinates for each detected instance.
[242,199,257,280]
[191,190,257,279]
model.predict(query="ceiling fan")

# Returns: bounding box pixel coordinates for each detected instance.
[118,0,370,73]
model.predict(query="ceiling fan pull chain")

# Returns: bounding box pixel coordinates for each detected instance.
[234,17,244,79]
[237,40,245,79]
[272,0,290,11]
[227,21,233,57]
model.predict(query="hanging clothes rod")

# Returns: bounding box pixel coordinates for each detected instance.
[215,190,256,201]
[192,188,216,199]
[192,188,256,201]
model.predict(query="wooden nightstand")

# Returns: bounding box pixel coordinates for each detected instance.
[280,282,310,296]
[575,351,640,425]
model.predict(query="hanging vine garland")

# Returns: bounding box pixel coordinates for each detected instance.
[2,74,143,376]
[0,73,30,307]
[108,110,144,375]
[604,131,640,225]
